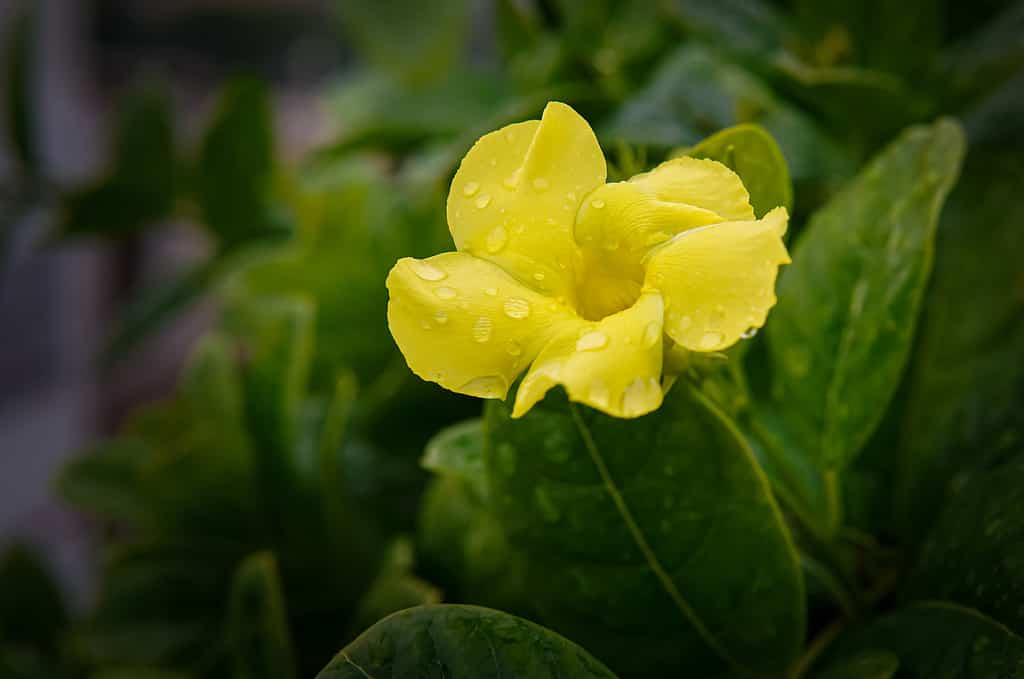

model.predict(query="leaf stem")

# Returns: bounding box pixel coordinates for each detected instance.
[787,618,845,679]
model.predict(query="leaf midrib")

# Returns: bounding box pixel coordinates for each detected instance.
[566,402,742,671]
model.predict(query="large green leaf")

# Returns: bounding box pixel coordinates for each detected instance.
[334,0,469,84]
[316,605,619,679]
[227,552,297,679]
[421,419,488,499]
[754,119,964,534]
[891,150,1024,537]
[483,386,803,677]
[907,454,1024,635]
[681,123,793,216]
[823,602,1024,677]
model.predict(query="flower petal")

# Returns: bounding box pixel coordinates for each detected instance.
[630,156,754,221]
[573,157,752,297]
[447,102,606,305]
[645,207,790,353]
[387,252,576,399]
[513,291,665,419]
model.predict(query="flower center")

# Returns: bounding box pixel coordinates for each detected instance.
[575,251,643,321]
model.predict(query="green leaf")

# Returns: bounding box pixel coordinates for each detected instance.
[60,88,177,239]
[891,150,1024,537]
[825,602,1024,677]
[0,545,68,652]
[226,551,297,679]
[907,454,1024,635]
[421,419,487,499]
[334,0,469,84]
[814,650,899,679]
[681,123,793,216]
[198,79,288,248]
[316,605,619,679]
[4,5,38,174]
[483,386,803,677]
[756,119,964,524]
[604,46,852,189]
[347,538,440,637]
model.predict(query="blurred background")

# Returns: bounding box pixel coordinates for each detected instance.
[0,0,1021,676]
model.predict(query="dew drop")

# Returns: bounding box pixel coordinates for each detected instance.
[590,198,606,209]
[699,331,723,350]
[410,260,446,281]
[486,226,508,253]
[589,381,611,409]
[643,321,661,348]
[741,327,758,339]
[484,286,498,296]
[460,375,506,399]
[567,191,577,202]
[679,315,693,330]
[576,330,609,352]
[532,177,550,191]
[503,169,521,190]
[503,129,516,143]
[503,298,531,319]
[472,316,493,343]
[435,286,457,300]
[488,158,497,167]
[462,181,480,197]
[475,194,492,209]
[434,310,449,325]
[506,340,522,356]
[533,271,546,281]
[623,377,661,416]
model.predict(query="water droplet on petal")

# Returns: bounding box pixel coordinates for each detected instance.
[533,271,546,281]
[567,191,577,202]
[503,298,531,319]
[589,381,611,409]
[460,374,507,398]
[679,315,693,330]
[699,331,723,350]
[741,327,758,339]
[576,330,609,352]
[486,226,508,253]
[488,158,497,167]
[434,310,449,325]
[462,181,480,197]
[503,169,521,190]
[410,260,446,281]
[484,287,498,296]
[506,340,522,356]
[532,177,550,191]
[503,129,516,143]
[590,198,606,209]
[643,321,661,347]
[623,377,661,416]
[475,194,492,209]
[473,316,493,343]
[435,286,457,300]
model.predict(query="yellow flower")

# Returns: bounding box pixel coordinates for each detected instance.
[386,102,790,419]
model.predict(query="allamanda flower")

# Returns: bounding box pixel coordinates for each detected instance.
[386,102,790,419]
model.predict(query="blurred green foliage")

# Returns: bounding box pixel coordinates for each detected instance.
[2,0,1023,677]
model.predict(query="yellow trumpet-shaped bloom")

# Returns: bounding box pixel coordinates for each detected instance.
[386,102,791,418]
